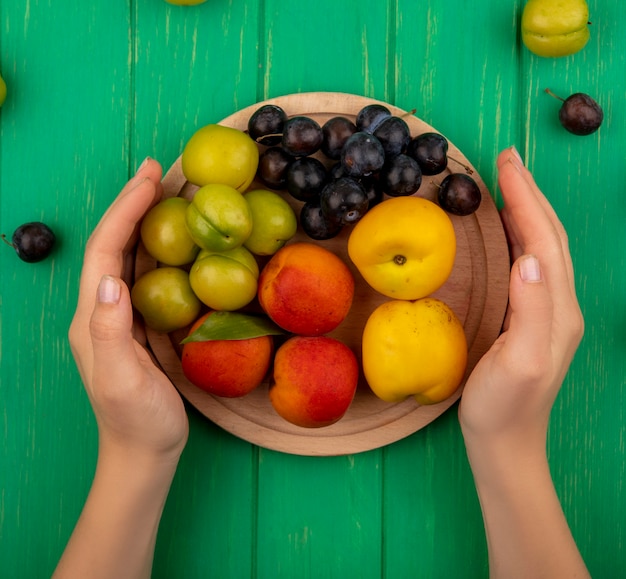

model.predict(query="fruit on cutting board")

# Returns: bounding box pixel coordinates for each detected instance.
[131,267,202,332]
[281,116,324,157]
[185,183,253,252]
[319,177,369,225]
[348,196,456,300]
[257,242,355,336]
[182,312,273,398]
[321,116,357,159]
[340,131,385,177]
[269,336,359,428]
[286,157,328,202]
[188,246,259,311]
[406,132,449,175]
[248,104,287,146]
[373,115,411,158]
[362,298,467,405]
[378,153,422,197]
[521,0,590,57]
[132,102,482,424]
[299,200,343,241]
[437,173,482,216]
[2,222,56,263]
[140,197,200,265]
[181,124,259,191]
[356,103,391,133]
[545,89,603,135]
[243,189,297,256]
[246,101,481,239]
[257,146,294,189]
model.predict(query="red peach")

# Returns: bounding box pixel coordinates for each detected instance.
[181,312,273,398]
[257,242,354,336]
[269,336,359,428]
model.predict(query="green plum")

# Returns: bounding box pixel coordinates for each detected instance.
[189,246,259,311]
[243,189,298,256]
[131,267,202,333]
[521,0,590,58]
[181,124,259,192]
[140,197,200,265]
[186,183,253,252]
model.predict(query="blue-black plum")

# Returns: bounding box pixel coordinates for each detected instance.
[4,222,56,262]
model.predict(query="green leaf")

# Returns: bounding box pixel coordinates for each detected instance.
[180,311,286,343]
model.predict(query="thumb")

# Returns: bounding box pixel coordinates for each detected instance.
[504,254,554,357]
[89,275,136,362]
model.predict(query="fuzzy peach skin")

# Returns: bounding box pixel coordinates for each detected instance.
[269,336,359,428]
[257,242,355,336]
[181,312,273,398]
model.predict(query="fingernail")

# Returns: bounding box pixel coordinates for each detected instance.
[136,156,151,174]
[519,255,542,283]
[507,157,523,175]
[97,275,121,304]
[510,146,524,167]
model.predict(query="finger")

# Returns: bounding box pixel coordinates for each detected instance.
[89,158,163,257]
[497,148,576,292]
[88,275,143,399]
[497,149,565,239]
[75,160,162,323]
[496,155,575,316]
[94,158,163,238]
[499,207,523,263]
[501,255,554,373]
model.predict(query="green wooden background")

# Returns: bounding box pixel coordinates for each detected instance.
[1,1,624,577]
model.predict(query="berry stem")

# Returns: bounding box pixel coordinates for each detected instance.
[448,155,473,175]
[545,88,565,102]
[255,133,283,143]
[1,233,15,248]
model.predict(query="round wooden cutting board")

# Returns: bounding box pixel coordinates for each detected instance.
[135,92,510,456]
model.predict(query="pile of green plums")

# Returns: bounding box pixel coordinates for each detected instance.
[132,185,297,333]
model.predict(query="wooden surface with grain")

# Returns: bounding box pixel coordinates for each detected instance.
[1,1,625,577]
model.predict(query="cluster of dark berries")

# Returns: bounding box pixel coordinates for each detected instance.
[248,102,481,240]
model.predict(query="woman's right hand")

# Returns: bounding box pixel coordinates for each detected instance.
[68,158,189,464]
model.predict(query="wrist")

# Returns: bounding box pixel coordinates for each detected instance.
[97,416,186,467]
[462,429,589,578]
[96,436,182,484]
[53,434,181,579]
[462,427,550,491]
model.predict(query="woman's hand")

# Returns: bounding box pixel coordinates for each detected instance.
[68,158,189,462]
[458,147,588,579]
[56,159,190,579]
[459,147,584,452]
